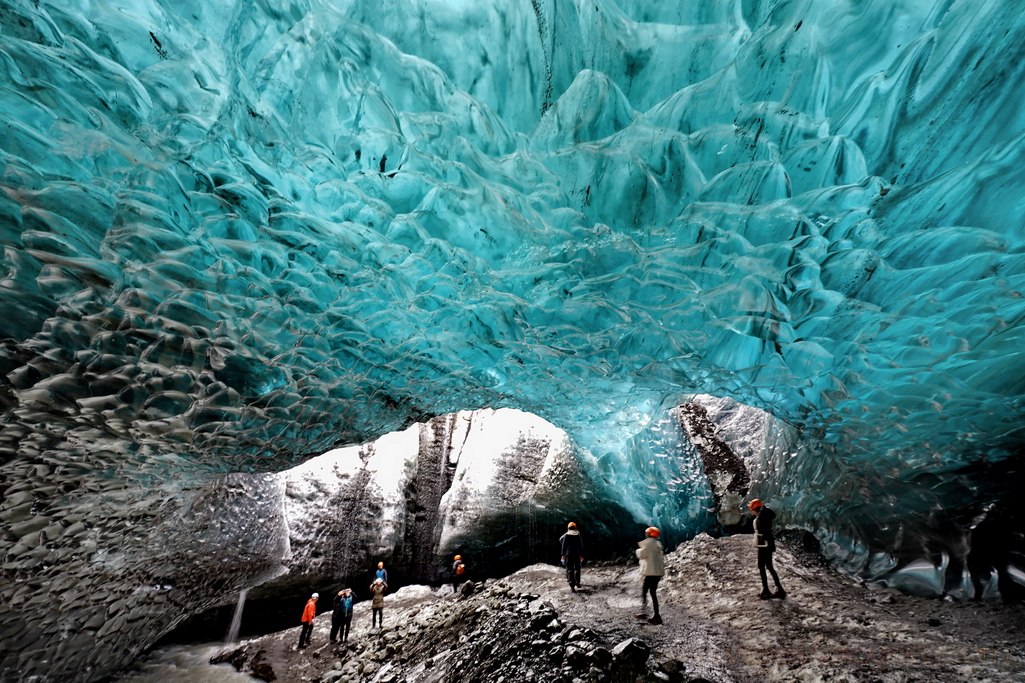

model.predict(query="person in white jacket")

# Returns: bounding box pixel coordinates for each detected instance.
[635,526,665,625]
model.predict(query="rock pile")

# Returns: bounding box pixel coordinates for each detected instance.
[198,535,1025,683]
[212,581,687,683]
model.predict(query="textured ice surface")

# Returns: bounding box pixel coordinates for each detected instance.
[2,0,1025,679]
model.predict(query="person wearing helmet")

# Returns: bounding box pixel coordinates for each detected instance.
[635,526,665,625]
[330,587,354,643]
[369,578,388,628]
[749,499,785,599]
[375,561,389,585]
[450,554,466,594]
[297,592,318,649]
[559,521,585,592]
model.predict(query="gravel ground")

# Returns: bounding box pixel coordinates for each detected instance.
[207,534,1025,682]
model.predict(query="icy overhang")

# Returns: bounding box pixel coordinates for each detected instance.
[2,0,1025,680]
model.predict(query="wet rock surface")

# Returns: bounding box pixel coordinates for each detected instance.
[207,535,1025,682]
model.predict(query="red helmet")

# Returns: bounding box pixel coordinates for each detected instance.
[567,521,577,529]
[645,526,660,538]
[748,499,764,511]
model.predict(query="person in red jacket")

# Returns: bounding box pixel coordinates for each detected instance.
[298,592,318,649]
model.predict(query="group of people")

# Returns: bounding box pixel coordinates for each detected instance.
[296,561,386,649]
[559,498,786,626]
[559,521,666,624]
[299,499,785,647]
[297,586,356,649]
[297,554,471,649]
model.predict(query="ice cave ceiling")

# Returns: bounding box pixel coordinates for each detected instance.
[2,0,1025,679]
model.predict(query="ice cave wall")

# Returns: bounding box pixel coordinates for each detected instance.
[272,408,660,590]
[2,0,1025,679]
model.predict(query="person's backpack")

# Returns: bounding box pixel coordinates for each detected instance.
[455,561,465,576]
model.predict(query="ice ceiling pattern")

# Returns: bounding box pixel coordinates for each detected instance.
[2,0,1025,675]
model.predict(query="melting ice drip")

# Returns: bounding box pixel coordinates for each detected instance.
[225,589,249,644]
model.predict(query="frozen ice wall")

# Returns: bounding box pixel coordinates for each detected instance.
[2,0,1025,679]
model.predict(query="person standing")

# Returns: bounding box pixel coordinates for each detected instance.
[559,521,585,591]
[298,592,318,649]
[635,526,665,625]
[749,499,785,599]
[375,561,388,584]
[330,588,354,643]
[369,578,387,628]
[450,554,466,594]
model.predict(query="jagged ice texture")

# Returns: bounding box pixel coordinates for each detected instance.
[2,0,1025,680]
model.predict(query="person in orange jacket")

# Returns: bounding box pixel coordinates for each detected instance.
[298,592,318,649]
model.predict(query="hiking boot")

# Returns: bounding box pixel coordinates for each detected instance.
[772,589,787,600]
[648,615,663,625]
[759,590,773,600]
[634,612,649,620]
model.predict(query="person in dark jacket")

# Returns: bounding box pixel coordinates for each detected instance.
[450,555,466,593]
[559,521,585,591]
[749,499,785,599]
[330,588,354,643]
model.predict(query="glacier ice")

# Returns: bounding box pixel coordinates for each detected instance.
[2,0,1025,679]
[271,409,647,587]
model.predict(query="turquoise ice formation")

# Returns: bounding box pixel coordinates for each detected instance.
[2,0,1025,679]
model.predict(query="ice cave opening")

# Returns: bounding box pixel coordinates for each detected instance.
[3,0,1025,680]
[159,404,709,646]
[159,397,1023,651]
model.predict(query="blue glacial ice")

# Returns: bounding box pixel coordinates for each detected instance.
[2,0,1025,679]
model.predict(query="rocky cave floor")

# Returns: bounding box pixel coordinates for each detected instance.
[207,534,1025,683]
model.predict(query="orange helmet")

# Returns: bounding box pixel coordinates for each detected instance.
[454,554,462,561]
[645,526,660,538]
[567,522,577,529]
[748,499,764,511]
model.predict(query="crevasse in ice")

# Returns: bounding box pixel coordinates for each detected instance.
[2,0,1025,679]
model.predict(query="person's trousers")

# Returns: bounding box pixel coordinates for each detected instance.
[330,615,351,641]
[758,547,783,591]
[566,557,581,587]
[642,575,661,616]
[298,622,313,648]
[372,607,383,627]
